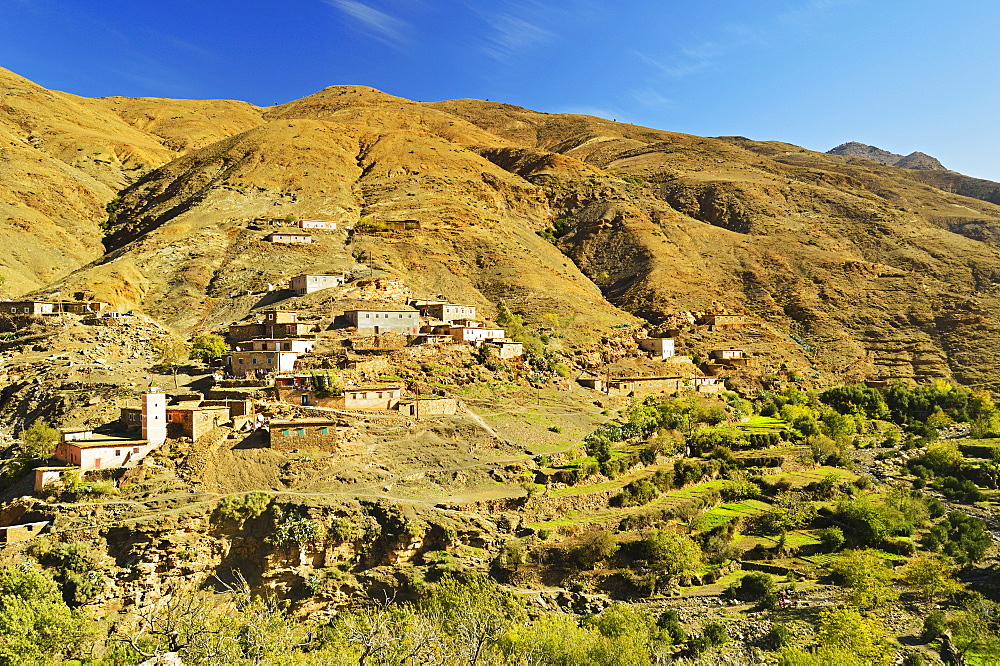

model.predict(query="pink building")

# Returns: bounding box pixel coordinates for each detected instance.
[297,219,338,230]
[54,434,155,471]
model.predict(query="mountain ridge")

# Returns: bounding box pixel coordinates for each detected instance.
[7,69,1000,388]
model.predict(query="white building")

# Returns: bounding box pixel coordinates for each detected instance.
[298,219,338,230]
[449,326,505,344]
[638,338,676,360]
[290,274,344,296]
[266,232,312,244]
[142,387,167,445]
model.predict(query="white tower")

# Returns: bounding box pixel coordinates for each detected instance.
[141,386,167,445]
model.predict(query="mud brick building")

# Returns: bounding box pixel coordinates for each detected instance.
[268,418,339,451]
[345,307,419,335]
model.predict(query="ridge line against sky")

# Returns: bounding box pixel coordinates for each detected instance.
[2,0,999,180]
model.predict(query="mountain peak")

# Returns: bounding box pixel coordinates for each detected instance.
[828,141,945,170]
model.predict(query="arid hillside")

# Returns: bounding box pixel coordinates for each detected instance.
[7,69,1000,386]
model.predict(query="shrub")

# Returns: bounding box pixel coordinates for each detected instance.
[616,479,659,507]
[817,527,845,552]
[267,514,323,547]
[766,623,793,650]
[725,572,775,602]
[642,531,702,577]
[920,611,947,643]
[570,532,618,569]
[216,492,271,522]
[657,610,686,643]
[703,622,728,646]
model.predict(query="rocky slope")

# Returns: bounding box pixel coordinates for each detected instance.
[7,70,1000,386]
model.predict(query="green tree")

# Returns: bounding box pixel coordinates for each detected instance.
[830,550,897,610]
[642,531,702,578]
[0,565,92,663]
[155,336,188,389]
[190,333,230,361]
[21,421,59,460]
[815,606,891,665]
[421,573,526,665]
[949,594,1000,663]
[898,553,963,604]
[331,600,444,666]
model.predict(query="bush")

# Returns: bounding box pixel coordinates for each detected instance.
[657,610,686,643]
[703,622,728,646]
[818,527,845,552]
[920,611,946,643]
[616,479,659,507]
[922,511,991,564]
[725,572,775,602]
[569,532,618,569]
[216,492,271,522]
[267,513,323,547]
[642,531,702,577]
[766,623,793,650]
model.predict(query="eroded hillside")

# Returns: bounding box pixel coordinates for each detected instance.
[6,70,1000,385]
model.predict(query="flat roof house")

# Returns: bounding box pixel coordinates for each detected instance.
[290,274,344,296]
[55,433,154,471]
[243,338,315,354]
[58,301,109,314]
[230,350,301,373]
[638,338,676,360]
[421,303,478,322]
[343,385,402,410]
[449,326,505,344]
[229,310,311,341]
[710,349,746,360]
[265,232,312,244]
[2,301,54,315]
[484,339,524,359]
[345,308,419,335]
[269,418,339,452]
[699,313,745,327]
[297,219,338,230]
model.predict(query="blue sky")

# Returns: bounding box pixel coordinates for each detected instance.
[4,0,1000,180]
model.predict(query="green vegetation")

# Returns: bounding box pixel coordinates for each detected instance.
[536,217,573,242]
[309,370,343,397]
[215,492,271,523]
[189,332,230,361]
[0,565,92,663]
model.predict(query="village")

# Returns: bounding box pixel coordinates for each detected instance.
[0,218,767,513]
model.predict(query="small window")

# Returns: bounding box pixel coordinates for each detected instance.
[133,447,140,453]
[297,428,305,436]
[251,358,257,365]
[8,308,13,314]
[320,427,328,435]
[115,450,120,456]
[282,429,290,436]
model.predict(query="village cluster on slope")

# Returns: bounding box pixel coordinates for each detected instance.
[0,258,763,502]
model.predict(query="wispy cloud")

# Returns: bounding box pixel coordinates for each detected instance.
[630,88,674,109]
[323,0,408,44]
[482,11,552,61]
[636,0,851,79]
